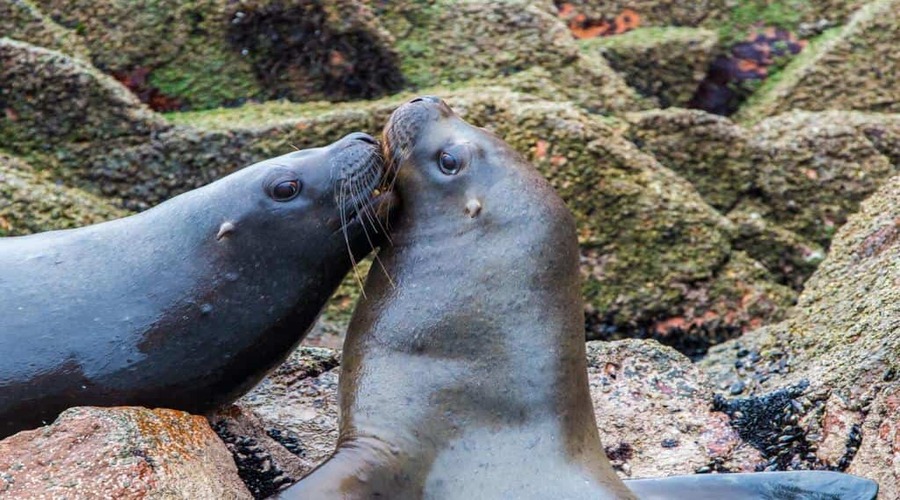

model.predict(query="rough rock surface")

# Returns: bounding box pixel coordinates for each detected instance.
[747,111,898,247]
[586,340,761,477]
[555,0,726,28]
[584,27,718,108]
[224,341,762,491]
[0,152,128,236]
[701,174,900,493]
[738,0,900,122]
[371,0,643,114]
[0,0,89,58]
[30,0,402,110]
[0,406,251,499]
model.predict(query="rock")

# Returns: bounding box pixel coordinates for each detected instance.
[0,0,89,58]
[372,0,643,114]
[586,339,762,477]
[584,27,718,108]
[224,0,404,103]
[0,406,251,498]
[727,201,825,290]
[747,111,898,247]
[31,0,402,110]
[0,38,167,156]
[624,108,752,211]
[0,153,129,236]
[236,347,342,474]
[209,406,308,499]
[738,0,900,122]
[701,174,900,488]
[625,108,900,287]
[234,340,763,488]
[555,0,726,29]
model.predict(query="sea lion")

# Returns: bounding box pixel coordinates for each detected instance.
[0,132,393,438]
[276,97,878,499]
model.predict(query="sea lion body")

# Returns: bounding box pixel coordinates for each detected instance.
[278,98,878,500]
[280,97,634,499]
[0,133,390,438]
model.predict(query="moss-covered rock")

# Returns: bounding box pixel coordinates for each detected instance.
[31,0,402,110]
[727,200,826,290]
[0,38,166,154]
[708,0,866,46]
[701,174,900,488]
[737,0,900,122]
[583,27,717,108]
[555,0,726,28]
[0,153,128,237]
[624,108,751,211]
[747,111,898,247]
[370,0,643,114]
[0,0,89,59]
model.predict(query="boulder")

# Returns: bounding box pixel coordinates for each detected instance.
[0,0,89,58]
[371,0,643,114]
[0,38,166,155]
[583,27,718,108]
[31,0,402,110]
[226,341,763,489]
[0,406,250,498]
[0,153,128,236]
[738,0,900,122]
[747,111,898,247]
[701,174,900,491]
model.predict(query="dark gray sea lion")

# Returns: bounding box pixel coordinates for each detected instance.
[276,98,877,499]
[0,132,393,439]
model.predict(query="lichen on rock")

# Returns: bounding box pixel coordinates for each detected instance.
[0,406,251,498]
[738,0,900,122]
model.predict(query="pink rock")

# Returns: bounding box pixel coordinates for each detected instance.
[0,406,250,499]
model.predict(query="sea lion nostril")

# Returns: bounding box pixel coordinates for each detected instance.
[347,132,378,145]
[409,95,441,105]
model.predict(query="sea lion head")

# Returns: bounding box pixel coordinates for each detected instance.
[214,132,394,263]
[382,95,576,255]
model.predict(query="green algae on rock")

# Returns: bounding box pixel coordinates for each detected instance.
[747,111,898,248]
[0,38,166,154]
[624,108,752,211]
[0,0,90,59]
[583,27,718,108]
[371,0,643,114]
[30,0,403,110]
[737,0,900,122]
[0,153,129,237]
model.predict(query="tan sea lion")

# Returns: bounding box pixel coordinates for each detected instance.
[276,98,877,499]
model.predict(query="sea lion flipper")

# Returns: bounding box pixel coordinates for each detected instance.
[624,471,877,500]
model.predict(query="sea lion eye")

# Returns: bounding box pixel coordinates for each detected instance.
[272,180,301,201]
[439,152,460,175]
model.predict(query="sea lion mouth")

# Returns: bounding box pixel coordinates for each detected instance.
[331,139,395,237]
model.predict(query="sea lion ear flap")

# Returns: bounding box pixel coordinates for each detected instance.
[216,221,236,241]
[465,198,482,218]
[624,471,878,500]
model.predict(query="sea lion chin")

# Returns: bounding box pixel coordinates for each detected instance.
[0,132,394,438]
[278,97,878,500]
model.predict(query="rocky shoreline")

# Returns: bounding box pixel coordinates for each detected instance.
[1,0,898,497]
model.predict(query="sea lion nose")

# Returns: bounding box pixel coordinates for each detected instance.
[345,132,378,145]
